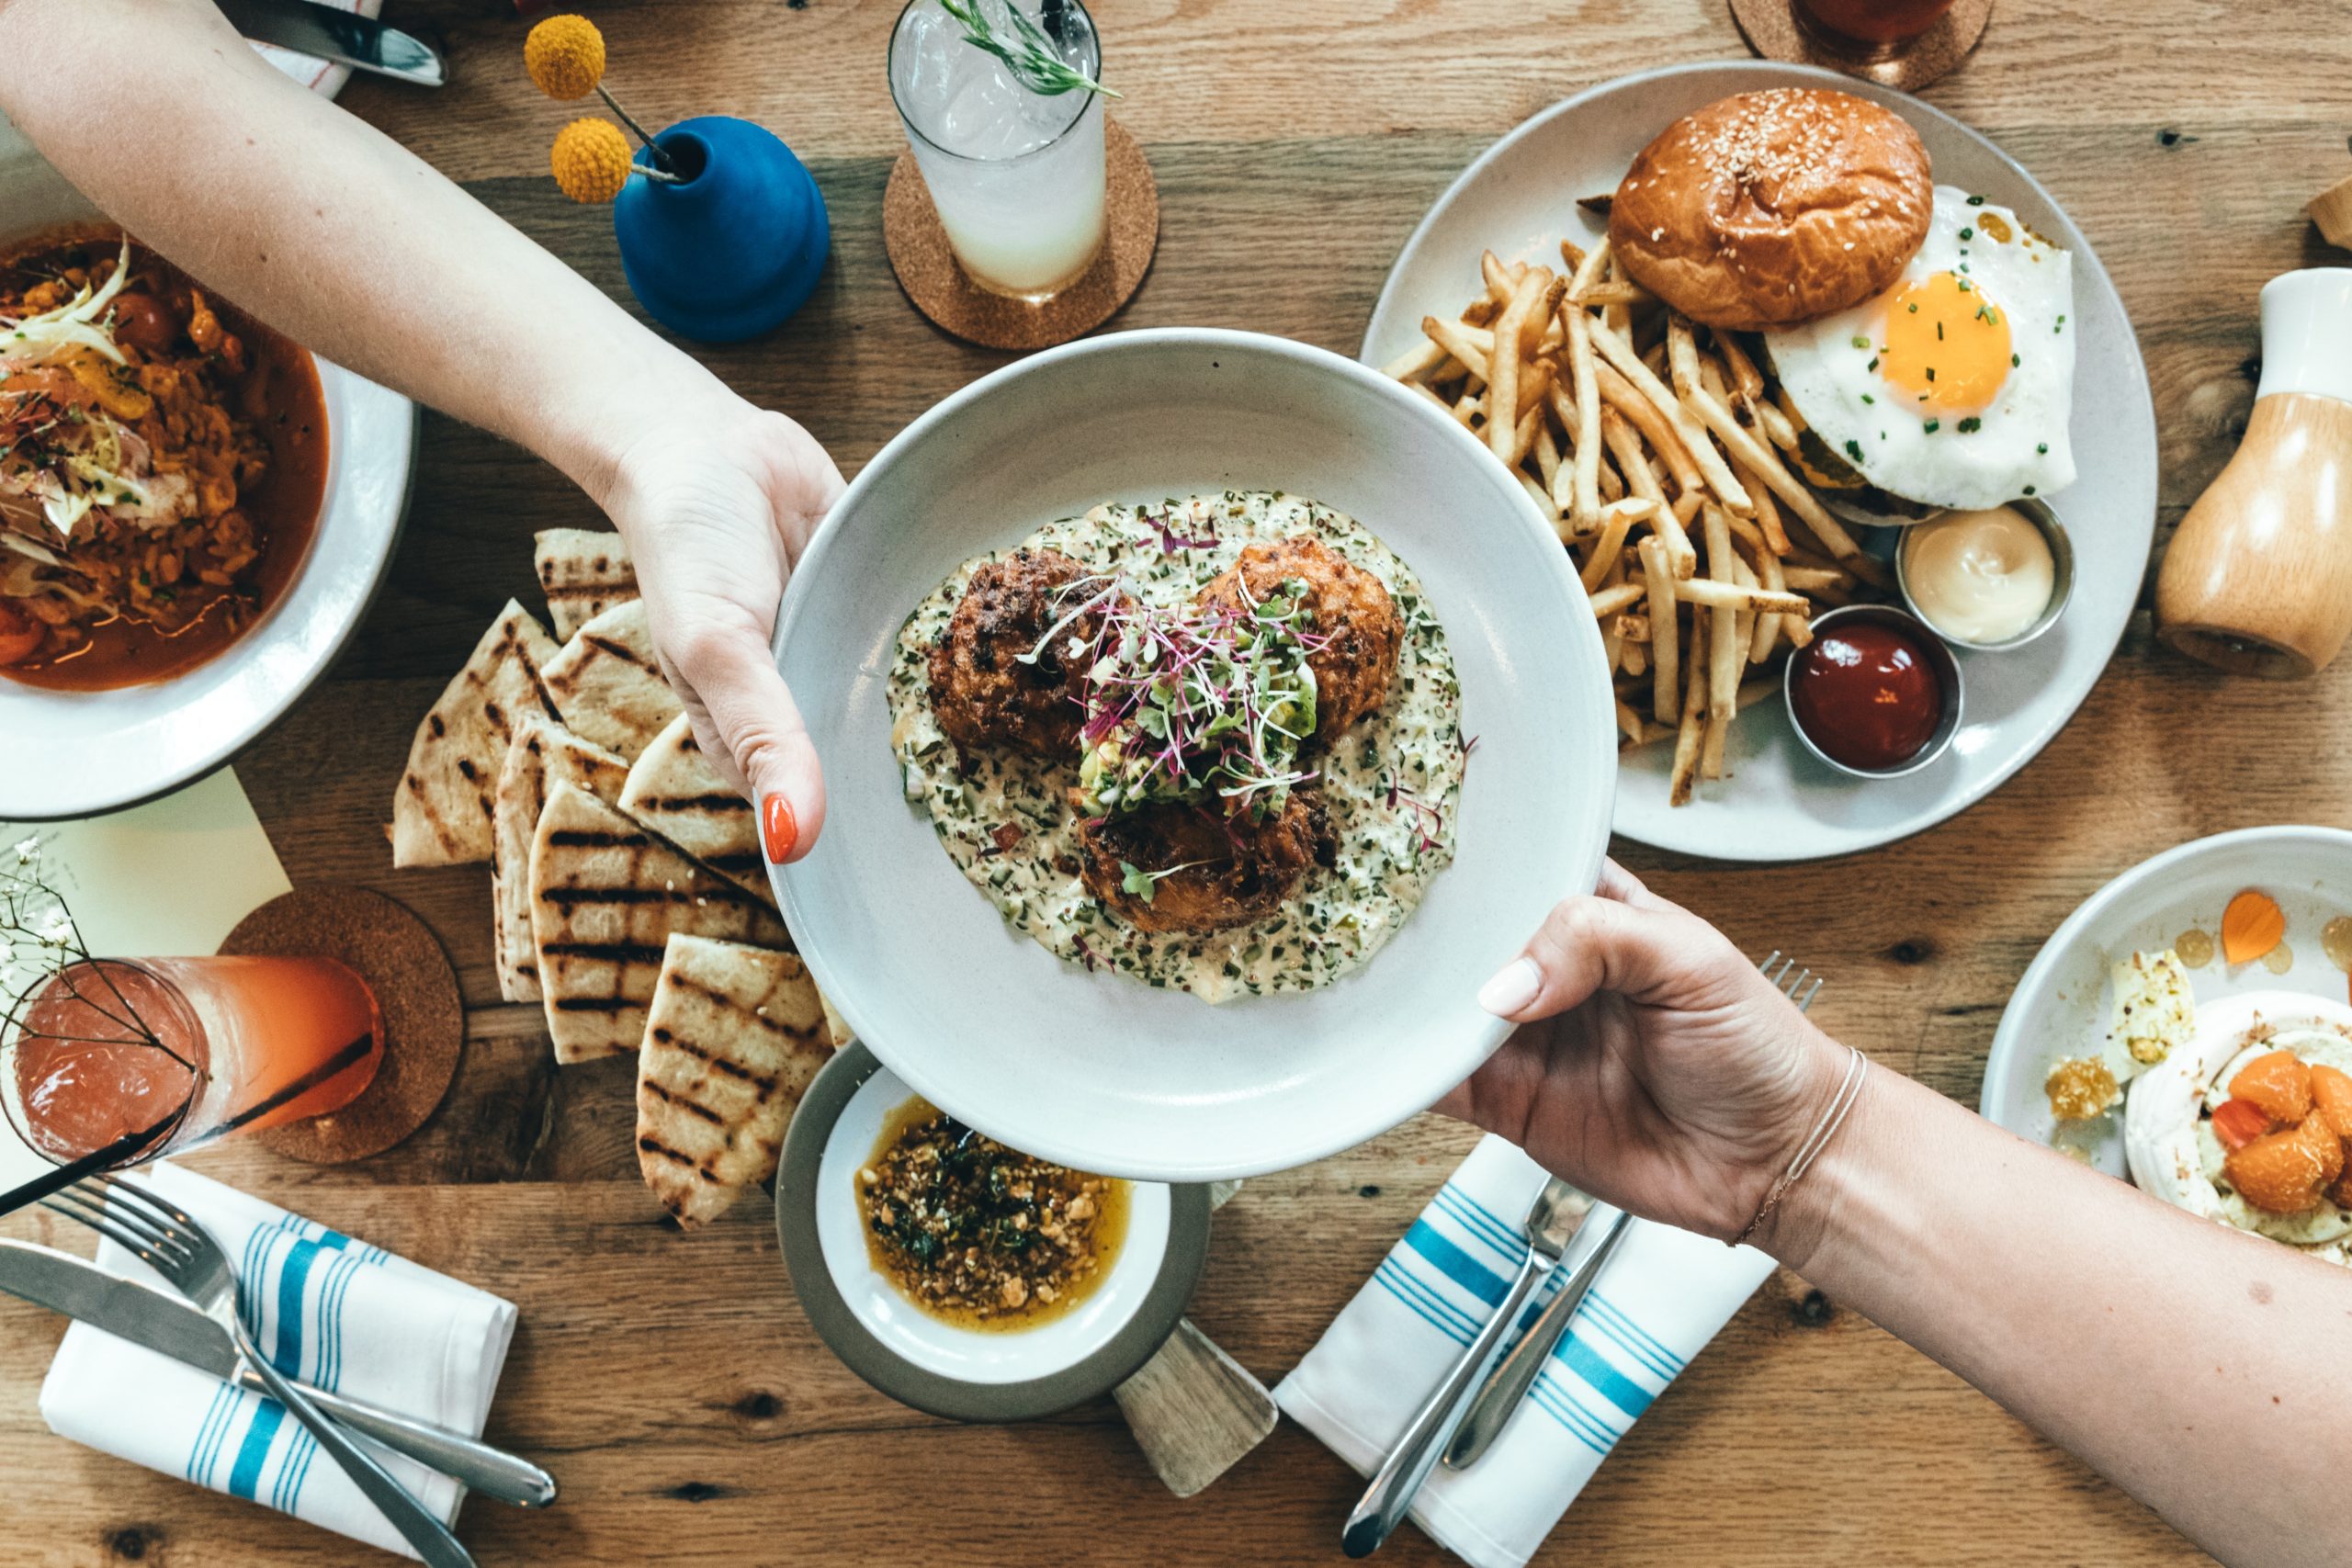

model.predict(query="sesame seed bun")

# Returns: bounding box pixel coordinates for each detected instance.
[1609,87,1933,332]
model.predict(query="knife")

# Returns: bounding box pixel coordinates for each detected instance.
[0,1240,553,1507]
[215,0,448,87]
[1440,1206,1633,1472]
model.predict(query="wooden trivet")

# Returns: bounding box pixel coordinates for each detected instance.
[219,886,462,1165]
[884,118,1158,353]
[1729,0,1993,92]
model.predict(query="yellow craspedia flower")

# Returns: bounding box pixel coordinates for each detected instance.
[551,118,633,204]
[526,14,605,100]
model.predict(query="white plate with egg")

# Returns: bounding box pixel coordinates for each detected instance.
[1360,61,2158,863]
[1979,825,2352,1180]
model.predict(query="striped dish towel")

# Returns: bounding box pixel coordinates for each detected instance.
[1274,1135,1774,1568]
[39,1164,517,1562]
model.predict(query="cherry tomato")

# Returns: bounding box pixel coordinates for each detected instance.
[2211,1096,2274,1152]
[108,293,176,356]
[0,601,43,666]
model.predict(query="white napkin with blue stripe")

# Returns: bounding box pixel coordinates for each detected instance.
[1274,1135,1774,1568]
[38,1164,518,1562]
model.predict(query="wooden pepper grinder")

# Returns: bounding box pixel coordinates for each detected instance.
[2157,269,2352,678]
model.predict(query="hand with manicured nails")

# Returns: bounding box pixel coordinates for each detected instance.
[600,400,842,867]
[1440,860,1849,1246]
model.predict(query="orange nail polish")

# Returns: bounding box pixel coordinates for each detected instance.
[761,792,797,863]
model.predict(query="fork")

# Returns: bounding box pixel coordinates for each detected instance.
[1340,1177,1600,1557]
[44,1176,476,1568]
[1760,950,1825,1013]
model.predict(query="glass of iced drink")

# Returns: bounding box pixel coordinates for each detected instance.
[4,954,382,1168]
[888,0,1109,301]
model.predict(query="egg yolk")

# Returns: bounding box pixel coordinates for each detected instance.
[1880,271,2012,412]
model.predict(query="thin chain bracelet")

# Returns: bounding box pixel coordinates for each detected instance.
[1731,1045,1869,1250]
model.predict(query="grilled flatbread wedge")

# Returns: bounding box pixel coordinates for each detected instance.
[534,527,639,640]
[390,600,559,868]
[492,715,630,1003]
[541,600,681,761]
[635,934,832,1227]
[619,715,763,898]
[529,784,790,1064]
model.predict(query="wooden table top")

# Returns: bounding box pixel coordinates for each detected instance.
[8,0,2351,1561]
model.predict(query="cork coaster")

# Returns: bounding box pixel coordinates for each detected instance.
[219,886,462,1165]
[1729,0,1993,92]
[885,118,1158,353]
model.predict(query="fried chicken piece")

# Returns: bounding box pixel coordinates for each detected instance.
[1197,537,1402,739]
[927,549,1104,756]
[1072,791,1336,935]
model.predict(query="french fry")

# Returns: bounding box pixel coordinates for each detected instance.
[1589,579,1646,619]
[1702,505,1738,723]
[1650,491,1698,579]
[1594,361,1704,499]
[1532,418,1563,496]
[1638,536,1679,727]
[1717,332,1765,402]
[1559,238,1589,273]
[1780,565,1853,592]
[1383,336,1453,383]
[1598,406,1667,508]
[1668,633,1706,807]
[1565,309,1603,528]
[1674,577,1811,616]
[1614,697,1646,745]
[1589,316,1752,513]
[1750,546,1787,664]
[1623,639,1647,678]
[1738,457,1792,556]
[1701,711,1728,781]
[1422,316,1492,383]
[1486,272,1547,463]
[1612,611,1650,644]
[1754,395,1802,454]
[1580,498,1655,591]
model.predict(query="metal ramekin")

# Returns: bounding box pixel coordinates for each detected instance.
[1782,604,1964,780]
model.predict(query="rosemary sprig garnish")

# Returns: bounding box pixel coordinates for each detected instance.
[939,0,1121,99]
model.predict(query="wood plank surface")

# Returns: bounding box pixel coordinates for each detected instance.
[8,0,2351,1561]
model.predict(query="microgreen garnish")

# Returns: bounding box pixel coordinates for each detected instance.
[1118,859,1204,902]
[938,0,1120,99]
[1056,571,1325,822]
[1145,508,1216,554]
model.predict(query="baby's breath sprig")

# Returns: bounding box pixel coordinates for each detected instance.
[939,0,1121,99]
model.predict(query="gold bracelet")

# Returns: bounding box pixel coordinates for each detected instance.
[1731,1045,1868,1250]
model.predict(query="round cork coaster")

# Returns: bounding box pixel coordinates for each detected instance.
[1729,0,1993,92]
[219,886,462,1165]
[884,118,1159,353]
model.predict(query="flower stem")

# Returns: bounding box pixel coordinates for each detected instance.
[596,84,673,172]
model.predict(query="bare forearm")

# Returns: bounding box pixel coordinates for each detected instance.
[0,0,723,502]
[1776,1065,2352,1566]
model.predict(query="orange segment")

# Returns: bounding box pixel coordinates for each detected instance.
[2224,1112,2345,1215]
[2222,889,2287,966]
[2312,1064,2352,1142]
[2228,1049,2314,1124]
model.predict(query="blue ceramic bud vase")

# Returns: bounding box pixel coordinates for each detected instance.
[614,116,830,343]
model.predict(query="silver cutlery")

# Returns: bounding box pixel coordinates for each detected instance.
[0,1238,554,1508]
[43,1177,476,1568]
[1340,1177,1600,1558]
[214,0,447,87]
[1440,1201,1631,1471]
[1760,950,1825,1012]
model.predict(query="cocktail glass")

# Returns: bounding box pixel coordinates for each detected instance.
[888,0,1109,302]
[1792,0,1962,57]
[3,954,382,1168]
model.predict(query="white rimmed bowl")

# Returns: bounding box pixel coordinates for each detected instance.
[1981,825,2352,1178]
[0,118,415,820]
[771,329,1614,1181]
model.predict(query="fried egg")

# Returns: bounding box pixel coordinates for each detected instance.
[1766,185,2076,515]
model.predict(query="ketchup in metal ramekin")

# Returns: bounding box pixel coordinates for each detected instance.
[1789,617,1946,772]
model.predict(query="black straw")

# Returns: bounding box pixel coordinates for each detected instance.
[0,1115,175,1221]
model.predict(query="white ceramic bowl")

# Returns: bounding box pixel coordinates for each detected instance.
[1981,825,2352,1177]
[772,329,1614,1180]
[0,118,415,820]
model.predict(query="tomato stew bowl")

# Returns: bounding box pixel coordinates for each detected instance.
[0,118,414,820]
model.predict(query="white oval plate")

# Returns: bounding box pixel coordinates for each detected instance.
[0,129,415,820]
[773,329,1615,1181]
[1980,825,2352,1177]
[1360,62,2159,863]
